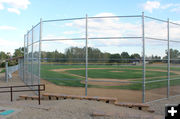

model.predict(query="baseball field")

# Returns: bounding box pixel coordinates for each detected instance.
[40,63,180,90]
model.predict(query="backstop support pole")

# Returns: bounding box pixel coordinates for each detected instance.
[5,62,8,82]
[38,19,42,86]
[85,14,88,96]
[27,31,29,85]
[23,34,25,82]
[31,26,34,87]
[142,12,146,103]
[167,18,170,98]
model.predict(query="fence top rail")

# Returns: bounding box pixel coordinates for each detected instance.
[41,36,142,42]
[144,16,167,23]
[27,22,40,34]
[24,13,180,38]
[42,15,142,23]
[169,21,180,26]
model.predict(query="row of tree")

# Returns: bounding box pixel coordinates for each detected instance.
[1,47,180,67]
[41,47,180,64]
[41,47,141,63]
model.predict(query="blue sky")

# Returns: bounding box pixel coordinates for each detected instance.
[0,0,180,57]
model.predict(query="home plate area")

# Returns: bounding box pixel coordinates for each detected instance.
[0,106,21,119]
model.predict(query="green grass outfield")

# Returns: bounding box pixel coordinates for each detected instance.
[40,64,180,90]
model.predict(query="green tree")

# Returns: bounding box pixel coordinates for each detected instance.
[121,52,130,58]
[0,51,9,60]
[121,52,130,63]
[13,47,24,57]
[130,53,141,59]
[109,54,121,63]
[163,49,180,64]
[164,49,180,59]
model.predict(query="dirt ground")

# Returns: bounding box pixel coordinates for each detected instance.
[41,78,180,103]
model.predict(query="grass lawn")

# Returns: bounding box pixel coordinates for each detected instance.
[40,64,180,90]
[66,69,176,79]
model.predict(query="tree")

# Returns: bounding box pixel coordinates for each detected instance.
[0,51,9,60]
[163,49,180,64]
[130,53,141,59]
[121,52,130,63]
[13,47,24,57]
[0,52,10,67]
[109,54,121,63]
[121,52,130,58]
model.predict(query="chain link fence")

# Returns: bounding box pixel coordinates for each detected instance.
[5,64,18,82]
[19,12,180,103]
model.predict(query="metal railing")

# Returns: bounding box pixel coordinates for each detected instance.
[0,84,45,105]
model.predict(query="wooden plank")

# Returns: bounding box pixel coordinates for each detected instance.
[115,102,149,108]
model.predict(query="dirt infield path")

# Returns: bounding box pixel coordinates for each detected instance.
[42,78,180,102]
[41,78,179,103]
[41,79,142,102]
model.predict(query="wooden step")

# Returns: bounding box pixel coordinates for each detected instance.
[115,102,149,111]
[19,95,28,100]
[42,93,117,104]
[147,109,155,113]
[19,95,39,100]
[89,96,117,104]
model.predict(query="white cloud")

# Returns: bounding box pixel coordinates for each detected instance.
[8,8,20,15]
[0,0,30,14]
[0,25,17,30]
[0,38,22,53]
[43,35,85,47]
[162,3,180,13]
[160,4,173,9]
[171,7,180,13]
[63,13,142,47]
[143,1,160,13]
[142,1,180,13]
[0,3,4,10]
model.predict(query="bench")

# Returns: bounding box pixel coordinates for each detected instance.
[19,95,39,100]
[115,102,150,111]
[42,93,117,104]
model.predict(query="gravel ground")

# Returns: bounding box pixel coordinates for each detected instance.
[148,96,180,115]
[0,100,163,119]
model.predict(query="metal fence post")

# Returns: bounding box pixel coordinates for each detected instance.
[167,18,170,98]
[5,62,8,82]
[18,59,20,78]
[23,35,26,82]
[31,26,34,87]
[27,31,29,85]
[85,14,88,96]
[142,12,146,103]
[39,19,42,86]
